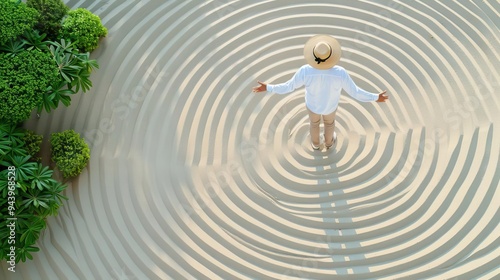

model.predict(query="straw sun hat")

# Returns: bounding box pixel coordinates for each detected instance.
[303,35,342,69]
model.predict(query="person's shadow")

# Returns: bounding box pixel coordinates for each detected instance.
[315,155,371,277]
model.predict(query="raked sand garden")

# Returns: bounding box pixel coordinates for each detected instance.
[2,0,499,279]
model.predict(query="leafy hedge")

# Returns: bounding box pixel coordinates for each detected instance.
[27,0,69,40]
[0,0,39,46]
[0,49,60,123]
[0,123,68,263]
[0,0,104,266]
[0,3,103,123]
[50,130,90,178]
[60,8,107,53]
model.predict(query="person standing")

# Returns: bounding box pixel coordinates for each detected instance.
[252,34,388,150]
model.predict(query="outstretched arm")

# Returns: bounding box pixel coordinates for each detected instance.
[341,68,388,102]
[252,67,305,94]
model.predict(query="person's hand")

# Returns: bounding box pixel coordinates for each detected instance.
[252,81,267,93]
[377,90,388,102]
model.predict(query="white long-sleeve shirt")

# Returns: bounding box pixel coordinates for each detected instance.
[267,65,379,114]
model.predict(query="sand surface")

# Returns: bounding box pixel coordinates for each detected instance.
[3,0,499,279]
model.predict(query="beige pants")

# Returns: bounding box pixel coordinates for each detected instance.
[307,107,336,147]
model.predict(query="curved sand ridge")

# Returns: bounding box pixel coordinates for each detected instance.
[4,1,499,279]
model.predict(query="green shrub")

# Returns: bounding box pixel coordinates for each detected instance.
[27,0,69,40]
[59,8,107,53]
[50,130,90,178]
[21,29,49,52]
[38,39,100,114]
[0,36,99,119]
[0,123,27,160]
[0,29,49,56]
[0,123,68,263]
[23,130,43,163]
[0,0,39,46]
[0,49,60,123]
[49,39,99,93]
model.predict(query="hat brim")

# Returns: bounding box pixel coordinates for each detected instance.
[304,35,341,69]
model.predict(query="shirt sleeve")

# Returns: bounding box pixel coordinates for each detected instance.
[267,67,305,95]
[341,68,379,102]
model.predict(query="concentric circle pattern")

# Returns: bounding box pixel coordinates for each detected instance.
[5,1,499,279]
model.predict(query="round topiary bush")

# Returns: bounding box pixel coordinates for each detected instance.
[59,8,107,53]
[27,0,69,40]
[50,130,90,178]
[0,0,39,46]
[0,49,60,123]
